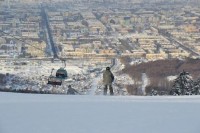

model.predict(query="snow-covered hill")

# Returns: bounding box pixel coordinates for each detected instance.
[0,92,200,133]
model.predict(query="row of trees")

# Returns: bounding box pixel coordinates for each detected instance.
[120,58,200,95]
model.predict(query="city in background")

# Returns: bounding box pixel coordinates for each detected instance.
[0,0,200,95]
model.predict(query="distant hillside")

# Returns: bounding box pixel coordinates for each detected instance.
[121,58,200,95]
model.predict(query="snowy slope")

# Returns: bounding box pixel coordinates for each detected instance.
[0,92,200,133]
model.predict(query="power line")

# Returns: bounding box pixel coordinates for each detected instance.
[0,29,49,54]
[0,30,68,74]
[0,30,69,67]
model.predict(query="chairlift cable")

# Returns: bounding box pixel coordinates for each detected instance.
[0,30,49,53]
[0,30,62,65]
[0,30,67,85]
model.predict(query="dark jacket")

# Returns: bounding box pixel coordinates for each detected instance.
[67,87,78,95]
[103,70,114,85]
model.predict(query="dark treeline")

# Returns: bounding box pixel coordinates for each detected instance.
[121,57,200,95]
[0,87,66,95]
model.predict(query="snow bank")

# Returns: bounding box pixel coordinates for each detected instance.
[0,92,200,133]
[167,75,177,81]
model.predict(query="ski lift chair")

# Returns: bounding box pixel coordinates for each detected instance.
[56,68,68,79]
[47,76,62,86]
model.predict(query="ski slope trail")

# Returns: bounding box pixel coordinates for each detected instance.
[0,92,200,133]
[89,75,101,95]
[141,73,148,95]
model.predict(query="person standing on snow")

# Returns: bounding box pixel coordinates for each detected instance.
[103,67,114,95]
[67,85,79,95]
